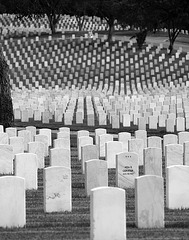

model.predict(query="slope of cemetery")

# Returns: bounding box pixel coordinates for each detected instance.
[1,13,189,240]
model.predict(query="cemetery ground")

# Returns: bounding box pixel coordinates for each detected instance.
[1,30,189,239]
[1,123,189,239]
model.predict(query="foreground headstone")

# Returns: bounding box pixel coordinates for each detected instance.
[39,128,52,146]
[15,153,38,190]
[105,141,123,168]
[165,144,183,167]
[18,130,32,151]
[85,159,108,196]
[166,165,189,209]
[178,131,189,145]
[54,135,70,148]
[144,147,162,176]
[147,136,162,149]
[184,141,189,165]
[50,148,70,168]
[99,133,113,158]
[26,126,37,141]
[135,175,164,228]
[163,134,178,155]
[81,144,99,174]
[0,144,14,174]
[34,134,49,157]
[6,127,17,138]
[78,136,93,160]
[28,141,45,168]
[128,139,144,165]
[118,132,131,152]
[95,128,106,145]
[116,152,138,188]
[0,132,8,144]
[9,136,24,155]
[90,187,126,240]
[0,176,26,228]
[135,130,147,148]
[44,166,72,212]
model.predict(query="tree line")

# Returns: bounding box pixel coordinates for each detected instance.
[0,0,189,54]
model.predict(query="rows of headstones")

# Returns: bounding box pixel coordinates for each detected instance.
[0,126,71,228]
[12,87,189,133]
[2,33,189,91]
[0,14,128,38]
[1,125,189,239]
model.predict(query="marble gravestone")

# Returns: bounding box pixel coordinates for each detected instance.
[144,147,162,177]
[9,137,24,155]
[135,175,164,228]
[95,128,106,146]
[26,126,37,141]
[128,138,144,166]
[0,176,26,228]
[53,138,70,150]
[105,141,123,168]
[163,134,178,156]
[165,144,183,167]
[34,134,49,157]
[135,130,147,148]
[147,136,162,149]
[0,132,9,144]
[0,144,14,174]
[85,159,108,196]
[50,148,70,168]
[184,141,189,165]
[77,130,89,148]
[6,127,17,138]
[78,136,93,161]
[116,152,139,188]
[166,165,189,209]
[81,144,99,174]
[15,153,38,190]
[18,130,32,152]
[118,132,131,152]
[39,128,52,147]
[99,134,113,158]
[44,166,72,212]
[178,131,189,145]
[28,141,45,168]
[90,187,126,240]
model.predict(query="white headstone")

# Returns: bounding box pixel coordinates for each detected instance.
[166,165,189,209]
[81,144,99,174]
[0,132,8,144]
[15,153,38,190]
[95,128,106,145]
[28,141,45,168]
[165,144,183,167]
[0,176,26,228]
[90,187,126,240]
[135,175,164,228]
[144,147,162,176]
[85,159,108,196]
[128,139,144,165]
[39,128,52,146]
[78,136,93,161]
[50,148,70,168]
[0,144,14,174]
[118,132,131,152]
[9,137,24,155]
[18,130,32,151]
[105,141,123,168]
[44,166,72,212]
[147,136,162,149]
[163,134,178,156]
[116,152,138,188]
[34,134,49,157]
[99,133,113,158]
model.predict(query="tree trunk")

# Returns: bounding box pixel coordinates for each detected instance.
[76,16,85,31]
[167,23,180,55]
[0,47,14,128]
[47,14,60,35]
[107,18,114,42]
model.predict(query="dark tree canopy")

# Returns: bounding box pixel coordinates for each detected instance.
[0,48,14,128]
